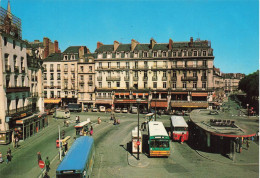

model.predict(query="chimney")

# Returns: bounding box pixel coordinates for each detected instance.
[54,40,59,53]
[43,37,49,59]
[114,40,120,51]
[97,41,103,49]
[79,46,85,58]
[131,39,139,51]
[188,37,193,47]
[169,38,173,50]
[150,38,156,49]
[34,40,40,43]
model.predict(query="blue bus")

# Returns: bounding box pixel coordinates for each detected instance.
[56,136,95,178]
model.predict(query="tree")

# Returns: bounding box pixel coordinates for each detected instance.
[238,70,259,99]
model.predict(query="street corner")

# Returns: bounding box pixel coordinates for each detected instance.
[127,152,150,168]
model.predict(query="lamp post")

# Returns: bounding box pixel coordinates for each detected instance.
[137,98,141,160]
[154,91,157,121]
[247,104,249,119]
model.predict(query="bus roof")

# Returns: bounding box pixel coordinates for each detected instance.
[56,136,94,172]
[74,119,91,128]
[148,121,168,137]
[170,115,188,127]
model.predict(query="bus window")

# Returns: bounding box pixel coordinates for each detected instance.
[174,127,187,132]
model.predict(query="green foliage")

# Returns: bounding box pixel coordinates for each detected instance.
[238,70,259,97]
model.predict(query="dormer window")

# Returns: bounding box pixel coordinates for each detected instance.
[153,52,157,57]
[116,52,120,58]
[134,52,138,58]
[125,52,129,58]
[107,53,112,58]
[183,51,187,56]
[173,52,176,56]
[193,51,197,56]
[203,51,207,56]
[143,52,148,58]
[64,55,68,60]
[162,51,167,57]
[98,53,103,59]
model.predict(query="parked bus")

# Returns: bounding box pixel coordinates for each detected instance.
[148,121,170,157]
[131,106,138,114]
[170,115,189,142]
[68,103,81,112]
[74,119,91,137]
[56,136,95,178]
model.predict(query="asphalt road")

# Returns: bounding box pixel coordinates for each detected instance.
[0,112,258,178]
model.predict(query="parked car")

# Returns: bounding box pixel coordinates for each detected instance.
[122,108,128,113]
[99,106,106,112]
[115,108,121,113]
[92,107,98,112]
[131,107,138,114]
[106,108,112,113]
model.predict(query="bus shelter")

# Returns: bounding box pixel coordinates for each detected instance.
[74,119,91,137]
[132,127,142,153]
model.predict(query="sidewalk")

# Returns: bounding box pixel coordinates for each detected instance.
[195,141,259,165]
[127,152,150,168]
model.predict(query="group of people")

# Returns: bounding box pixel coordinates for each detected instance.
[37,151,50,177]
[0,148,12,164]
[75,116,80,123]
[110,114,120,125]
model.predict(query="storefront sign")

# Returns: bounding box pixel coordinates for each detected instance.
[20,113,26,117]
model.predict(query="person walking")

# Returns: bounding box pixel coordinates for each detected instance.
[246,139,250,150]
[43,172,50,178]
[37,151,42,163]
[0,152,4,163]
[90,126,93,136]
[6,151,11,164]
[180,133,185,144]
[45,157,50,172]
[7,148,11,158]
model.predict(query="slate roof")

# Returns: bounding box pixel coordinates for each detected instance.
[134,44,150,51]
[27,42,44,48]
[43,53,63,62]
[116,44,131,52]
[63,46,88,54]
[95,45,114,53]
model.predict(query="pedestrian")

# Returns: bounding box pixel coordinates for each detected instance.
[239,137,243,153]
[113,118,117,125]
[117,119,120,124]
[7,148,11,158]
[43,172,50,178]
[0,152,3,163]
[235,137,239,152]
[15,137,19,148]
[45,157,50,172]
[64,142,68,153]
[110,114,113,121]
[97,117,101,124]
[90,126,93,136]
[6,151,11,164]
[64,120,66,127]
[246,139,250,150]
[37,151,42,163]
[180,133,185,144]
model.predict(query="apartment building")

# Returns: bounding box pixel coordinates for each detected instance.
[94,37,215,112]
[43,46,90,107]
[0,2,46,144]
[223,73,245,93]
[28,37,60,59]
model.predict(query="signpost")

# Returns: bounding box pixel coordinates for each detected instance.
[137,141,140,146]
[38,160,45,169]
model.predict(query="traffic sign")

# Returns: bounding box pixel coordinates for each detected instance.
[38,160,45,169]
[137,141,140,145]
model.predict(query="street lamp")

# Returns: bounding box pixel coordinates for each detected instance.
[247,104,249,118]
[153,91,157,121]
[137,98,141,160]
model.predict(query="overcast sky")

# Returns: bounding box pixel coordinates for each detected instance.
[3,0,259,75]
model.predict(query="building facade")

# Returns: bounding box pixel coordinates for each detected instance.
[223,73,245,93]
[0,2,45,144]
[94,37,215,112]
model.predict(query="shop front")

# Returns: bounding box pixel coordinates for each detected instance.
[15,113,48,141]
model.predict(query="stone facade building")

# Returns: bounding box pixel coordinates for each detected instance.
[223,73,245,93]
[0,2,45,144]
[94,37,215,112]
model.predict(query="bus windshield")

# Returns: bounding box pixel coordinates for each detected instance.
[173,127,187,132]
[150,139,169,148]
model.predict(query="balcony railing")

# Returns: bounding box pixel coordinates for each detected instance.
[171,77,177,81]
[88,80,93,85]
[152,76,157,81]
[124,76,129,81]
[162,77,167,81]
[181,76,198,81]
[14,66,19,73]
[5,105,32,117]
[97,76,102,81]
[172,65,208,69]
[5,65,11,73]
[133,77,138,81]
[50,69,54,72]
[6,86,30,93]
[143,77,148,81]
[106,76,120,81]
[79,80,84,84]
[201,76,207,81]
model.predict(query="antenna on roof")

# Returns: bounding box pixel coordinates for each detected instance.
[196,32,200,41]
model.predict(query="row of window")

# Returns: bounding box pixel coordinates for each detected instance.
[97,50,208,59]
[3,37,24,51]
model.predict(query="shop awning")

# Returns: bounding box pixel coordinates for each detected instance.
[171,92,188,94]
[16,114,38,124]
[191,93,208,97]
[115,93,130,96]
[44,98,62,104]
[95,100,112,105]
[151,101,168,108]
[171,102,208,108]
[114,99,148,104]
[133,93,149,96]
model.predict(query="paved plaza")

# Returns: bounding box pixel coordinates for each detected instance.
[0,109,258,178]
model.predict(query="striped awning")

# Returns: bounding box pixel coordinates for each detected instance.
[171,102,208,108]
[151,101,168,108]
[191,93,208,97]
[44,98,62,104]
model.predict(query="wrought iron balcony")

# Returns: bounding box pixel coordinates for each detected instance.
[143,77,148,81]
[152,76,157,81]
[124,76,129,81]
[5,65,11,73]
[106,76,120,81]
[162,77,167,81]
[97,76,102,81]
[133,77,138,81]
[201,76,207,81]
[181,76,198,81]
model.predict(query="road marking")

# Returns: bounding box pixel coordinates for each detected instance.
[97,154,103,178]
